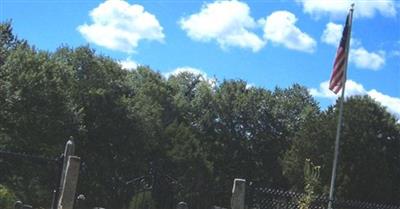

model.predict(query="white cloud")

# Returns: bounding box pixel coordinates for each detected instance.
[309,80,365,99]
[321,22,343,46]
[262,11,316,53]
[390,50,400,57]
[368,90,400,119]
[77,0,164,53]
[179,0,265,52]
[321,22,386,71]
[310,80,400,118]
[164,67,217,87]
[119,57,138,70]
[321,22,362,47]
[297,0,396,18]
[164,67,208,78]
[350,47,385,70]
[246,83,255,89]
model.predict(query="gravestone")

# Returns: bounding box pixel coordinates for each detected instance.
[231,179,246,209]
[57,156,81,209]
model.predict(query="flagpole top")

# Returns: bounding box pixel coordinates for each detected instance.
[350,3,355,10]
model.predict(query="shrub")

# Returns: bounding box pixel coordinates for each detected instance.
[0,184,17,209]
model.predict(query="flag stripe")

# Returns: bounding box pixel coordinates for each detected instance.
[332,59,344,81]
[330,70,344,92]
[330,51,344,84]
[332,57,345,82]
[329,12,351,94]
[330,56,345,90]
[333,48,345,69]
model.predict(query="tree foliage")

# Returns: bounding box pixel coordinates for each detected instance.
[1,22,399,208]
[298,159,321,209]
[283,96,400,203]
[0,184,16,209]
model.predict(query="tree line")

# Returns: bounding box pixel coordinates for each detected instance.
[1,22,399,209]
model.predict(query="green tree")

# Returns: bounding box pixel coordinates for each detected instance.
[0,39,77,206]
[54,47,154,209]
[0,184,17,209]
[2,20,400,208]
[284,96,400,203]
[165,72,216,208]
[298,159,320,209]
[0,21,24,66]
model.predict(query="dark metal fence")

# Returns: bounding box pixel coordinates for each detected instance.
[0,149,63,209]
[125,167,229,209]
[126,171,183,209]
[246,186,400,209]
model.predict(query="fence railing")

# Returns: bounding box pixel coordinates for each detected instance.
[246,185,400,209]
[124,167,230,209]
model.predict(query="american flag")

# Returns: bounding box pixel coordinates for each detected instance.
[329,10,352,94]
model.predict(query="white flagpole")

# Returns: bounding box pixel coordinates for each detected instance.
[327,4,354,209]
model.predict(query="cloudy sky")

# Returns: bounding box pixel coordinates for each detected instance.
[1,0,399,118]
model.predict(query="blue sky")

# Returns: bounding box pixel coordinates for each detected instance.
[1,0,399,118]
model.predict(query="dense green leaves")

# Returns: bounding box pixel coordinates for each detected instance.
[1,22,399,208]
[0,184,16,209]
[283,96,400,203]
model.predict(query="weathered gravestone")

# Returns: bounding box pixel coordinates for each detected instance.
[57,156,80,209]
[231,178,246,209]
